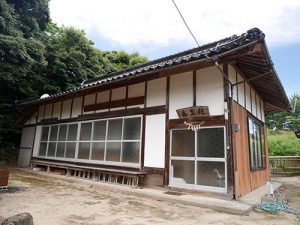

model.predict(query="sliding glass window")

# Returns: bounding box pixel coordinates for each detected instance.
[38,115,142,167]
[248,117,266,170]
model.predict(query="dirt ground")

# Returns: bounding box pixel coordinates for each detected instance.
[0,169,299,225]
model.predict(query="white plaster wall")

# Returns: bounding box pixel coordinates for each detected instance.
[146,78,166,107]
[44,104,52,119]
[245,83,251,112]
[169,72,193,119]
[237,73,245,107]
[84,94,96,114]
[261,100,265,122]
[61,99,72,119]
[96,91,110,113]
[256,95,262,121]
[111,87,126,101]
[20,127,35,148]
[37,105,45,122]
[110,87,126,111]
[251,90,257,117]
[71,97,82,118]
[30,112,37,124]
[52,102,61,119]
[128,82,145,98]
[32,126,42,157]
[228,65,237,101]
[196,67,224,115]
[144,114,166,168]
[97,91,110,103]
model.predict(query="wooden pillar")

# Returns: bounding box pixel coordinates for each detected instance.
[223,64,235,197]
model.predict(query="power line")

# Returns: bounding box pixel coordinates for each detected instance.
[171,0,200,47]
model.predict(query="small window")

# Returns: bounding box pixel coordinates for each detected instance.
[248,117,266,170]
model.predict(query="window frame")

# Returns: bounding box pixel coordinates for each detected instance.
[247,115,266,171]
[37,115,143,168]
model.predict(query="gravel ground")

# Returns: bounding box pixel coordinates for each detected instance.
[0,169,299,225]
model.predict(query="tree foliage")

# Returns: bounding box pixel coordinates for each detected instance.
[266,94,300,131]
[0,0,147,163]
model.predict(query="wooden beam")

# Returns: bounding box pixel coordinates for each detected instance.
[232,71,272,87]
[84,96,145,112]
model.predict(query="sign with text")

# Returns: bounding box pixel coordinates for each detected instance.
[176,106,209,118]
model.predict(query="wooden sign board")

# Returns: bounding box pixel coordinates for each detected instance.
[176,106,209,118]
[295,130,300,139]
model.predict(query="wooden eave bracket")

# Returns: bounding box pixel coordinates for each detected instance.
[231,70,272,87]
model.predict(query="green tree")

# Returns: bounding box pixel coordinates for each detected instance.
[266,93,300,131]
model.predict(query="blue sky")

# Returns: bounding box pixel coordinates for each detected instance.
[49,0,300,98]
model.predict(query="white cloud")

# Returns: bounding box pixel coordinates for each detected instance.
[49,0,300,52]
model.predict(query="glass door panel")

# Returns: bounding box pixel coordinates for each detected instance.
[171,130,195,157]
[170,127,226,192]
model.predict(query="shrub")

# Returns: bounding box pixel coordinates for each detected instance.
[268,130,300,156]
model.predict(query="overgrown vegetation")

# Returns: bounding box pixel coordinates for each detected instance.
[268,130,300,156]
[266,94,300,156]
[0,0,147,163]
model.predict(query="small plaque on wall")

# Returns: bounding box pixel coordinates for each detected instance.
[176,106,210,118]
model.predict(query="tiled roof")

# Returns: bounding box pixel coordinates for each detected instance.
[18,28,285,109]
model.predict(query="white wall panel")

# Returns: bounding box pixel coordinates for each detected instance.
[97,91,110,103]
[84,94,96,114]
[228,65,237,101]
[256,95,262,121]
[61,99,72,119]
[237,73,245,107]
[196,67,224,115]
[245,83,251,112]
[32,126,42,157]
[96,91,110,113]
[251,89,257,117]
[52,102,61,119]
[71,97,82,118]
[146,78,166,107]
[128,82,145,98]
[20,127,35,148]
[261,100,265,122]
[44,104,52,119]
[37,105,45,122]
[169,72,193,119]
[111,87,126,101]
[30,112,38,124]
[144,114,166,168]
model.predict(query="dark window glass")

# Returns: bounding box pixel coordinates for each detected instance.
[78,143,90,159]
[122,142,140,163]
[197,128,224,158]
[47,143,56,156]
[197,161,225,187]
[93,121,107,140]
[91,142,105,160]
[39,143,47,156]
[41,127,49,141]
[248,118,266,170]
[58,125,67,141]
[80,122,92,141]
[123,118,141,140]
[107,119,122,140]
[68,124,78,141]
[50,126,58,141]
[56,142,65,157]
[172,160,195,184]
[172,130,195,157]
[106,142,121,162]
[65,142,76,158]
